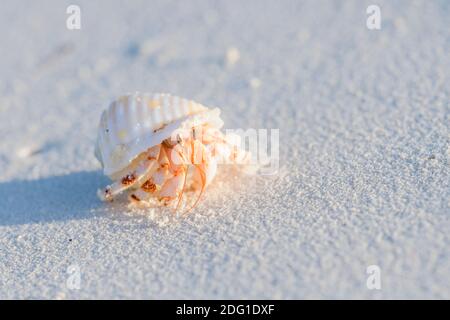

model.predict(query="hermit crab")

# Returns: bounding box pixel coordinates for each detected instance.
[95,92,251,210]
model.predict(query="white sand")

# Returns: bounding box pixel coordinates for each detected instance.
[0,0,449,299]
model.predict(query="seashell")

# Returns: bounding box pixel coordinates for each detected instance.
[95,92,223,177]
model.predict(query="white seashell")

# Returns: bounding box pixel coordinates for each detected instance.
[95,92,224,177]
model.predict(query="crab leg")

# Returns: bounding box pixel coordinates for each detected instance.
[128,158,174,202]
[128,179,157,202]
[191,152,217,189]
[98,145,160,201]
[158,168,187,204]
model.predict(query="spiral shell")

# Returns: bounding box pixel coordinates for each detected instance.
[95,92,224,177]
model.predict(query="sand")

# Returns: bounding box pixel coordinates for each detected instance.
[0,0,449,299]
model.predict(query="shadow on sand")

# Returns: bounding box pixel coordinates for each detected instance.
[0,170,108,226]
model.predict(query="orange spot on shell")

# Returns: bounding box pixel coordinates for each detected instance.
[141,180,157,193]
[121,173,136,185]
[130,194,140,202]
[148,99,160,109]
